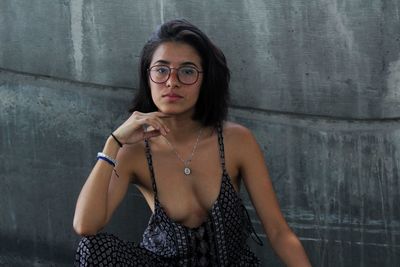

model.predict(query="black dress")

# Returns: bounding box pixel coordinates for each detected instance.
[75,126,263,266]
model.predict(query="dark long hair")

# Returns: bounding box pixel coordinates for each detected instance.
[128,19,230,127]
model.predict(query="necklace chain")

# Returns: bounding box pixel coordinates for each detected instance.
[163,127,204,175]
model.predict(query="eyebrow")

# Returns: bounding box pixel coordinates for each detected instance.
[153,60,200,68]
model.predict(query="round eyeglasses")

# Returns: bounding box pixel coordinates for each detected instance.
[148,65,203,85]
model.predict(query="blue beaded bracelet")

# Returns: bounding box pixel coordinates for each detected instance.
[97,156,115,167]
[97,152,117,166]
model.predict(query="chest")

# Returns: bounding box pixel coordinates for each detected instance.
[134,135,242,228]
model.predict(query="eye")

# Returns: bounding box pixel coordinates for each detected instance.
[153,66,169,74]
[180,67,196,76]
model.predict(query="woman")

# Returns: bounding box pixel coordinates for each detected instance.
[73,19,311,266]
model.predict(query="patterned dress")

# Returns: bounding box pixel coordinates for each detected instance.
[75,126,263,266]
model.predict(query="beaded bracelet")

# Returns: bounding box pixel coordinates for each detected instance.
[97,152,120,178]
[97,152,117,166]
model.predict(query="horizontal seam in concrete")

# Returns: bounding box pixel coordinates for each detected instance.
[298,237,400,248]
[0,67,134,92]
[230,104,400,123]
[255,234,400,249]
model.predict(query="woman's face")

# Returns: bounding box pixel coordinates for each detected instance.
[148,41,203,116]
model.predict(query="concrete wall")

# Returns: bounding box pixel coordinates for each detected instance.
[1,0,399,266]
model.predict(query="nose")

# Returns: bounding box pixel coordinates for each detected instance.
[165,68,180,87]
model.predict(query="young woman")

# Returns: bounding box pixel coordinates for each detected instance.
[73,19,311,266]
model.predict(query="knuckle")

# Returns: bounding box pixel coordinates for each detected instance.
[132,111,140,119]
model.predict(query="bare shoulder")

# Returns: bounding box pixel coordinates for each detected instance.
[222,121,261,162]
[222,121,257,145]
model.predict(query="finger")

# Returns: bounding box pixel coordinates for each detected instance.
[151,116,170,134]
[152,111,171,118]
[151,114,171,133]
[151,112,171,132]
[143,129,161,139]
[141,116,168,135]
[139,116,162,130]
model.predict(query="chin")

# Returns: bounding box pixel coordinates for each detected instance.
[158,106,194,116]
[156,107,177,114]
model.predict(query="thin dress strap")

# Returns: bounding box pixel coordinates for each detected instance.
[216,124,228,174]
[217,123,264,246]
[144,138,159,203]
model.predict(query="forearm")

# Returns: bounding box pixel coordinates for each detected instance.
[270,229,311,267]
[73,136,120,235]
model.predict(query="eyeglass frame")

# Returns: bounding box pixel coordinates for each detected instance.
[147,65,204,85]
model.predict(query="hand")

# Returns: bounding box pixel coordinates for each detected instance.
[112,111,170,145]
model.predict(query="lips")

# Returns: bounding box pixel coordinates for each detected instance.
[163,93,183,98]
[162,93,183,101]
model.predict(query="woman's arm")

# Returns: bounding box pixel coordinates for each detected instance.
[73,111,170,236]
[72,136,133,236]
[229,124,311,267]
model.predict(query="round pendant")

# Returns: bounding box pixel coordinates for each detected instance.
[184,167,191,175]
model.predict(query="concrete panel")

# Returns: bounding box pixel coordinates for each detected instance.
[0,0,74,80]
[231,108,400,267]
[0,69,152,265]
[79,0,162,87]
[220,0,400,119]
[1,1,400,118]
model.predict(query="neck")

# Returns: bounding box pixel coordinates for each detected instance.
[162,115,204,144]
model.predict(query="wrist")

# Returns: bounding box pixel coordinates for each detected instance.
[102,136,120,158]
[110,132,123,147]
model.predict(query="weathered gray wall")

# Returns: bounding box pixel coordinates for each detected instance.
[1,0,399,266]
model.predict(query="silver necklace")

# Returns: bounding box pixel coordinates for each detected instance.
[164,127,204,175]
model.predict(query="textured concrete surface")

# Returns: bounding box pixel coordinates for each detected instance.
[1,0,399,266]
[1,0,400,118]
[0,69,152,265]
[232,108,400,266]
